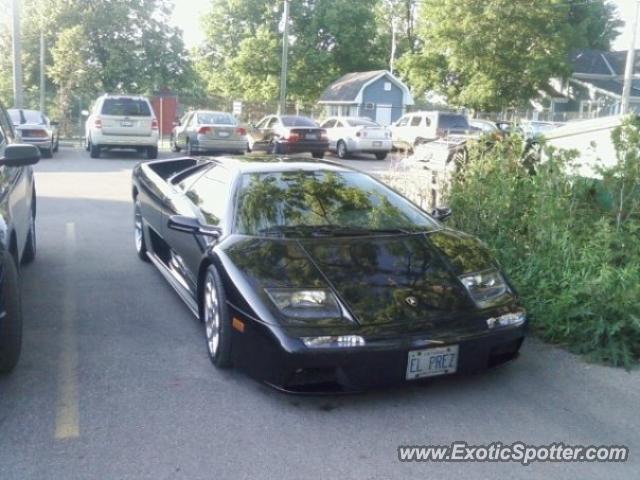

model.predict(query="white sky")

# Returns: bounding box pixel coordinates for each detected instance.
[171,0,639,51]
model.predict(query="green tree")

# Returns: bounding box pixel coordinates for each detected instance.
[200,0,387,105]
[398,0,622,110]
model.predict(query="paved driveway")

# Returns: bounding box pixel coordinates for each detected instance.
[0,147,637,480]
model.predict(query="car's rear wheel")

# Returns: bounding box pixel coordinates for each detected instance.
[202,265,232,368]
[21,207,36,265]
[337,140,348,159]
[0,253,22,374]
[134,199,149,262]
[374,151,387,160]
[89,141,100,158]
[170,134,181,152]
[147,146,158,159]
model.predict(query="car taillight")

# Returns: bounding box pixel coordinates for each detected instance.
[94,118,102,129]
[320,129,328,140]
[151,119,159,130]
[236,127,246,136]
[198,126,212,135]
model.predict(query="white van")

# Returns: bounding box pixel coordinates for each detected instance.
[85,94,159,159]
[391,111,472,149]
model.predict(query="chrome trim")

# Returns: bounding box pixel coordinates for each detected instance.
[147,252,199,317]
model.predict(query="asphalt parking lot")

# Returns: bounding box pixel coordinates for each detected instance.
[0,147,638,480]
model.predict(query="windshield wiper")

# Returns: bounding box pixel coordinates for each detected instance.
[258,224,412,237]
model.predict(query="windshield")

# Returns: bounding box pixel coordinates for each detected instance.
[197,112,236,125]
[346,118,379,127]
[102,98,151,116]
[235,171,439,236]
[439,114,469,130]
[280,116,317,127]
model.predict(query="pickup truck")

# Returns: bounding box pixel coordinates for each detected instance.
[0,101,41,373]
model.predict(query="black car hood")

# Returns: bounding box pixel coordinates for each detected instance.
[222,230,502,331]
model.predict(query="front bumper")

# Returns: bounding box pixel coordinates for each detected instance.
[230,309,526,393]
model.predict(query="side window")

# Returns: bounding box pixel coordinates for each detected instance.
[335,120,344,128]
[255,117,268,129]
[321,119,336,128]
[185,166,232,227]
[396,116,409,127]
[424,116,431,127]
[410,116,422,126]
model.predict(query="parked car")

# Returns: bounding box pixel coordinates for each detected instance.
[132,155,526,392]
[247,115,328,158]
[84,94,159,159]
[391,111,473,149]
[518,120,559,140]
[7,109,59,158]
[170,110,246,156]
[319,116,391,160]
[469,119,499,134]
[0,101,41,374]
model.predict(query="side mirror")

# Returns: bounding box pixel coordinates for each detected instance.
[81,110,89,117]
[431,207,452,222]
[0,144,41,167]
[167,215,221,237]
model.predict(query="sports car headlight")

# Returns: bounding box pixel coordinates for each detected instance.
[459,269,509,309]
[265,288,342,320]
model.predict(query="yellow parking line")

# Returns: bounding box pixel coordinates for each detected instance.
[54,222,79,439]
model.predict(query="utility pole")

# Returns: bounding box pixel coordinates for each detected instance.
[12,0,23,108]
[40,30,45,113]
[621,0,640,115]
[278,0,289,115]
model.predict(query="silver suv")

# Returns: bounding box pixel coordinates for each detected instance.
[85,94,159,159]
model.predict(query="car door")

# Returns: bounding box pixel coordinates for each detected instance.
[320,119,337,149]
[248,116,269,149]
[0,110,30,255]
[163,165,232,291]
[393,115,410,146]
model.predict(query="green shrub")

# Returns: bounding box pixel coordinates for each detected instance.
[447,117,640,367]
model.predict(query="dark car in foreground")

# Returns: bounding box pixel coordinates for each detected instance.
[132,155,526,392]
[247,115,328,158]
[0,102,41,374]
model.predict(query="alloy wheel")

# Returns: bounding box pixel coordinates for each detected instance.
[204,273,220,357]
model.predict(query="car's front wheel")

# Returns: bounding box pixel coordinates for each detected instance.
[337,140,348,159]
[89,141,100,158]
[0,253,22,374]
[375,151,387,160]
[21,206,36,265]
[201,265,232,368]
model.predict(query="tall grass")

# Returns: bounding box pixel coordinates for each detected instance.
[447,117,640,367]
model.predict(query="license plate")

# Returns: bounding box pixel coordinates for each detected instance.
[373,141,382,147]
[406,345,458,380]
[121,121,133,127]
[306,134,317,140]
[218,131,230,137]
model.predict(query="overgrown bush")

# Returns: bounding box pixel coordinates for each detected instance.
[447,117,640,367]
